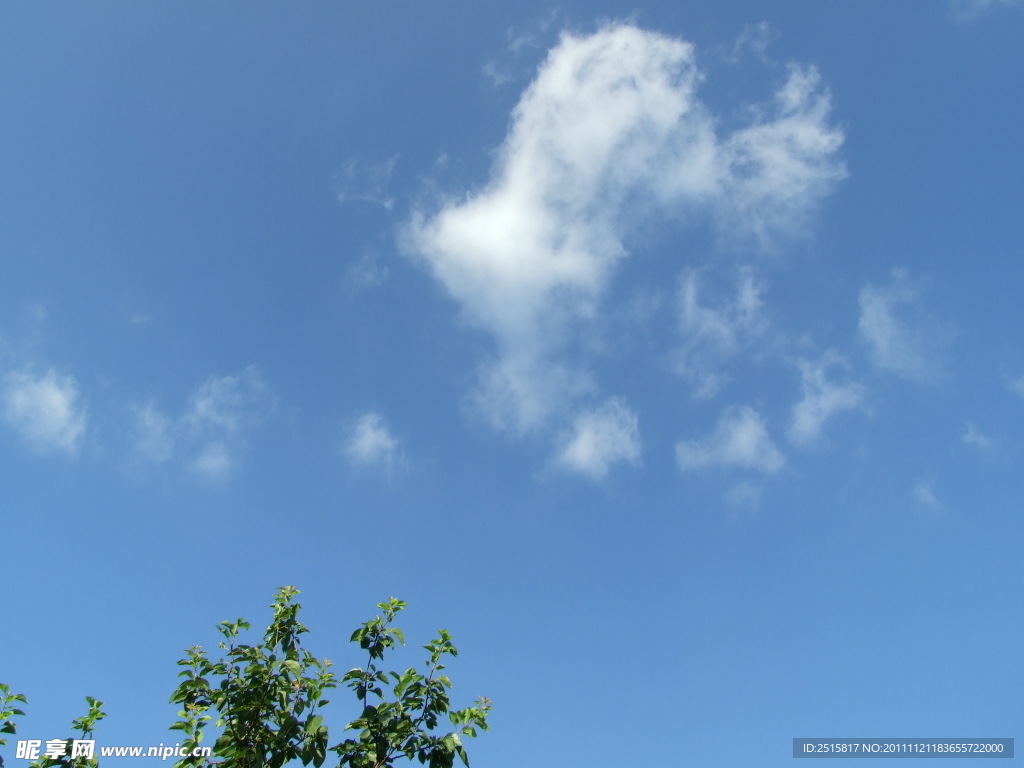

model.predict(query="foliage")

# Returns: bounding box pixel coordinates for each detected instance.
[0,688,104,768]
[168,585,337,768]
[332,597,491,768]
[1,683,28,768]
[3,588,491,768]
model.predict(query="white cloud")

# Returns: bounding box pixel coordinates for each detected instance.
[3,368,86,455]
[676,405,785,473]
[717,64,846,249]
[553,398,641,479]
[788,353,864,445]
[913,478,943,510]
[131,366,273,478]
[345,412,402,470]
[676,267,767,397]
[407,23,844,436]
[858,269,941,381]
[1008,374,1024,399]
[962,421,993,451]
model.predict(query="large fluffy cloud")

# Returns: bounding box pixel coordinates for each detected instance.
[407,23,844,439]
[3,368,86,455]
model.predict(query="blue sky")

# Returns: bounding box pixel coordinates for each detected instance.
[2,2,1023,766]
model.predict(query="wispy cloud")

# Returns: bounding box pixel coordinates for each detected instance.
[676,267,767,397]
[788,352,864,445]
[962,421,993,451]
[2,368,86,455]
[184,367,274,477]
[1007,374,1024,399]
[344,412,402,471]
[913,478,943,511]
[676,405,785,473]
[347,250,389,289]
[729,22,778,63]
[408,23,844,438]
[483,11,560,87]
[337,157,398,210]
[858,269,942,381]
[950,0,1022,21]
[724,479,763,510]
[132,366,274,478]
[552,398,641,479]
[131,402,174,463]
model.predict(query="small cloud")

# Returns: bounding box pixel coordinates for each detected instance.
[676,267,767,397]
[913,478,943,510]
[858,268,943,381]
[185,367,271,436]
[183,367,274,478]
[1007,374,1024,399]
[553,398,641,480]
[788,352,864,445]
[2,368,86,455]
[962,421,993,451]
[129,312,153,326]
[337,157,398,210]
[676,405,785,473]
[345,412,402,471]
[131,366,273,478]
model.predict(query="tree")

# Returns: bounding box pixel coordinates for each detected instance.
[3,588,491,768]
